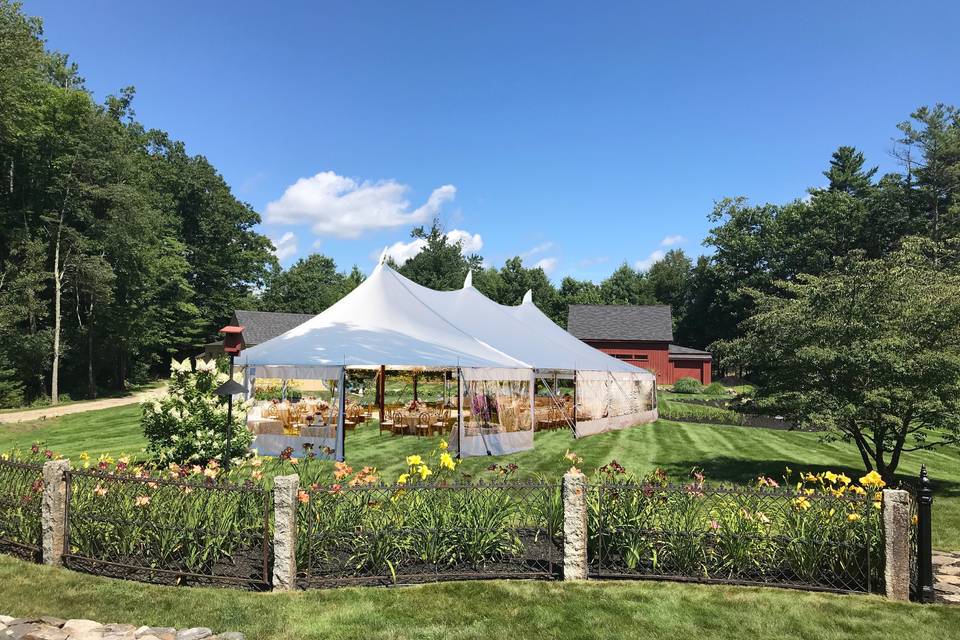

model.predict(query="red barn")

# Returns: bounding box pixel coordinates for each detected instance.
[567,304,712,386]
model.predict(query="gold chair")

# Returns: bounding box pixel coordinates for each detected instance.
[391,411,407,436]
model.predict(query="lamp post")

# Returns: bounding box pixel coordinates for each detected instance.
[214,325,245,470]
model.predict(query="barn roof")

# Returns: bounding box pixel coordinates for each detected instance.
[668,343,711,359]
[567,305,674,342]
[232,310,315,347]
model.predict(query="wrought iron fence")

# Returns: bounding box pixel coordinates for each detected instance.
[588,482,883,593]
[297,481,563,587]
[63,469,271,589]
[0,458,44,561]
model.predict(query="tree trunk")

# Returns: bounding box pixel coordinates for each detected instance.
[87,324,96,399]
[51,215,63,405]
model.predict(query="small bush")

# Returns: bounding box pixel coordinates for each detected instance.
[141,359,252,465]
[672,377,703,394]
[703,382,727,396]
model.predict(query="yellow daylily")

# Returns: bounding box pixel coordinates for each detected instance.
[439,452,456,471]
[406,454,423,466]
[848,513,862,522]
[438,440,448,451]
[397,473,410,485]
[418,464,433,480]
[823,470,838,484]
[858,470,886,488]
[837,473,851,485]
[793,496,811,511]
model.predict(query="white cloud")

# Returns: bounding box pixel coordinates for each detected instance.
[520,241,555,259]
[382,228,484,265]
[266,171,456,239]
[445,229,484,254]
[660,235,687,247]
[534,257,558,274]
[271,232,298,262]
[635,249,665,271]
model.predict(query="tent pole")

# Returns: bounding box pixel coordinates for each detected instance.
[456,367,462,459]
[572,370,578,438]
[336,367,346,462]
[378,365,385,423]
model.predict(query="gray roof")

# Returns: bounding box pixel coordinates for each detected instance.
[567,305,674,342]
[669,344,711,358]
[232,310,315,347]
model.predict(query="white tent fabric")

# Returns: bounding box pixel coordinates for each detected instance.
[239,263,657,456]
[240,264,527,375]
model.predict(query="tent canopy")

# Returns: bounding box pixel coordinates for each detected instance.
[240,263,654,381]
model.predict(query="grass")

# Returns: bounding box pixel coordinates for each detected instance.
[2,403,959,550]
[0,555,958,640]
[0,404,148,458]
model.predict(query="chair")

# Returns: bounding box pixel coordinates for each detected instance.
[379,411,393,435]
[416,412,432,438]
[391,411,407,436]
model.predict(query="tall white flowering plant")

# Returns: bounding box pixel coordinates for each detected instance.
[142,358,253,465]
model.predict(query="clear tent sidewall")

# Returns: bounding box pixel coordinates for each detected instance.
[243,364,344,460]
[573,369,658,438]
[240,364,658,460]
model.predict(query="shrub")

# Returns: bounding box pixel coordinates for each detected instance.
[141,359,252,465]
[703,382,727,396]
[671,377,703,394]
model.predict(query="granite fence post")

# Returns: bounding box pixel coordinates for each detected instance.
[882,488,911,601]
[562,471,588,580]
[41,458,71,566]
[272,474,300,591]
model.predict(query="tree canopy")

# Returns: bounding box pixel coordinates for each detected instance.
[720,239,960,481]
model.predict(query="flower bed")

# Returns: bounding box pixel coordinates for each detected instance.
[62,461,271,589]
[588,466,886,593]
[0,448,45,561]
[296,445,562,587]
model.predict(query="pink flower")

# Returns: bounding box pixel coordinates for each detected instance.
[135,495,151,507]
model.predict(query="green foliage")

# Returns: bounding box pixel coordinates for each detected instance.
[141,361,252,465]
[0,1,275,404]
[259,255,361,314]
[671,377,703,394]
[703,382,727,396]
[720,238,960,480]
[588,467,884,590]
[65,461,266,580]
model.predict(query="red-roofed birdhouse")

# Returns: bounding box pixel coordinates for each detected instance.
[220,325,244,355]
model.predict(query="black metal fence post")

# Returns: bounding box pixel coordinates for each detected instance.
[917,464,935,603]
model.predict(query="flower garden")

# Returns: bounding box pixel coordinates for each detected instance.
[0,429,908,595]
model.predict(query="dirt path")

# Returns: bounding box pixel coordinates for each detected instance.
[0,386,168,424]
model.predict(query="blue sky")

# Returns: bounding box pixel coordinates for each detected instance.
[27,1,960,281]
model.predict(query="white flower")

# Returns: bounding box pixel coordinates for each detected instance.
[196,359,217,373]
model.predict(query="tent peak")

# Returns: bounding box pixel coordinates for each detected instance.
[463,270,473,288]
[521,289,533,305]
[377,247,389,265]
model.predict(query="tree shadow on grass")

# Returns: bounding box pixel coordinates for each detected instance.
[661,457,960,498]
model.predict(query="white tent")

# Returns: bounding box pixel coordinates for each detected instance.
[240,262,657,458]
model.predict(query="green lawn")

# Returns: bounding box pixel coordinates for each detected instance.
[3,403,959,550]
[0,555,957,640]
